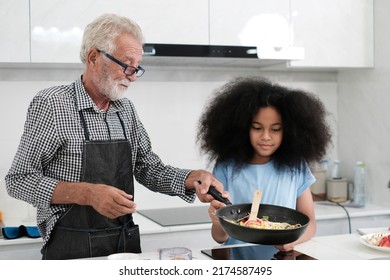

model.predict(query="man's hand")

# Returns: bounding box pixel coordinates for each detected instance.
[185,170,227,202]
[86,184,136,219]
[52,181,136,219]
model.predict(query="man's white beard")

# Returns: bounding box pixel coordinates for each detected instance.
[104,77,130,101]
[95,69,130,101]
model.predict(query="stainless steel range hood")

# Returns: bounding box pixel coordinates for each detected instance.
[142,43,304,68]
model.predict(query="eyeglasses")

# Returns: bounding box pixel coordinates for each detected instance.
[97,49,145,78]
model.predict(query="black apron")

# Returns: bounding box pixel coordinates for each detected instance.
[42,111,141,260]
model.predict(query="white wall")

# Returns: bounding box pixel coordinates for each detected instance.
[130,69,339,209]
[0,65,338,221]
[337,0,390,207]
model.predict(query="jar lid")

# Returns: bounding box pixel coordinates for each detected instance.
[327,178,348,182]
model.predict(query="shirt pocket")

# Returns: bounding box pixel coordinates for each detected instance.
[53,138,84,181]
[60,138,83,157]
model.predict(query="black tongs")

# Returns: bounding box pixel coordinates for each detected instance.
[207,186,232,205]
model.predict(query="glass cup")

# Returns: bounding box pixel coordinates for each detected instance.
[159,247,192,260]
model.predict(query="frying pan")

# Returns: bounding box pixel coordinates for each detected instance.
[207,186,309,245]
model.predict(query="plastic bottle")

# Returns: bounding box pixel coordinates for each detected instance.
[0,211,4,238]
[353,161,367,206]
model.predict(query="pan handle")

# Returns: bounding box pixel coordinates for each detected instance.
[207,186,232,205]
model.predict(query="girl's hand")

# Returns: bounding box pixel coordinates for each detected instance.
[208,199,227,224]
[275,243,295,252]
[209,199,230,243]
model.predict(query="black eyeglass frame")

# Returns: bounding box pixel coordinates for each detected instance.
[97,49,145,78]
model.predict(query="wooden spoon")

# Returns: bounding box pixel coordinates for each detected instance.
[244,190,263,225]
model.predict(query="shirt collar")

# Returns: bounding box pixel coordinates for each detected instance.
[75,76,126,113]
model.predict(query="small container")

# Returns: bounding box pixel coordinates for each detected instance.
[0,211,4,238]
[310,160,328,201]
[326,178,348,202]
[330,160,342,179]
[159,247,192,260]
[311,169,327,201]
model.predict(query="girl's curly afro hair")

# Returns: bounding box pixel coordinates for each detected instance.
[197,76,333,172]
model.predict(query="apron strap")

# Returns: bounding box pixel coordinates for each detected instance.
[116,112,128,141]
[78,110,90,141]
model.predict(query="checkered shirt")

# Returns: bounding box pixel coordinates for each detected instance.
[5,77,195,247]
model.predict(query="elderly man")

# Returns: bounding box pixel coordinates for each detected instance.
[5,13,224,259]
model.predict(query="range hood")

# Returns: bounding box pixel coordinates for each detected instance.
[142,43,304,68]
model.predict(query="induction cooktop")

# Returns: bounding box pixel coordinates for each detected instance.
[137,205,210,227]
[201,244,316,260]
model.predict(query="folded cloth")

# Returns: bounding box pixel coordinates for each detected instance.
[2,225,41,239]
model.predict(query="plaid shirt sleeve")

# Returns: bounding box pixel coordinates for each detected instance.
[6,94,60,209]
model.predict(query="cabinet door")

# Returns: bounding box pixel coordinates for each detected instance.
[289,0,374,68]
[209,0,291,47]
[30,0,209,63]
[0,0,30,62]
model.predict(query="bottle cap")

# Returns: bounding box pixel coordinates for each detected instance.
[356,161,365,167]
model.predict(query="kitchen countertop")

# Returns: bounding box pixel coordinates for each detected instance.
[294,232,390,260]
[89,232,390,260]
[1,202,390,247]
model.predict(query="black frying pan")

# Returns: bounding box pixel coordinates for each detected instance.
[207,186,309,245]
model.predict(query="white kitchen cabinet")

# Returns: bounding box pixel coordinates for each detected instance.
[1,0,375,68]
[209,0,291,47]
[0,238,42,260]
[315,203,390,236]
[316,214,390,236]
[289,0,374,68]
[0,0,30,62]
[30,0,209,63]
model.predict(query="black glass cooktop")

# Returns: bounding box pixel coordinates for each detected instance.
[137,205,210,226]
[201,244,316,260]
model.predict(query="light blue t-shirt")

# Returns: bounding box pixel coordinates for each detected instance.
[213,160,315,246]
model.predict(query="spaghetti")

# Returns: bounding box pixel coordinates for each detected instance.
[238,215,302,230]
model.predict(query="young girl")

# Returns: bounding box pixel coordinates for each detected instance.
[197,77,332,252]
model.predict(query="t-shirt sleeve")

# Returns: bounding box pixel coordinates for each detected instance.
[298,162,316,197]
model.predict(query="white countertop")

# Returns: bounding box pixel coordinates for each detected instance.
[295,232,390,260]
[91,232,390,260]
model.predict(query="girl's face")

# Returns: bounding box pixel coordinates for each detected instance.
[249,106,283,164]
